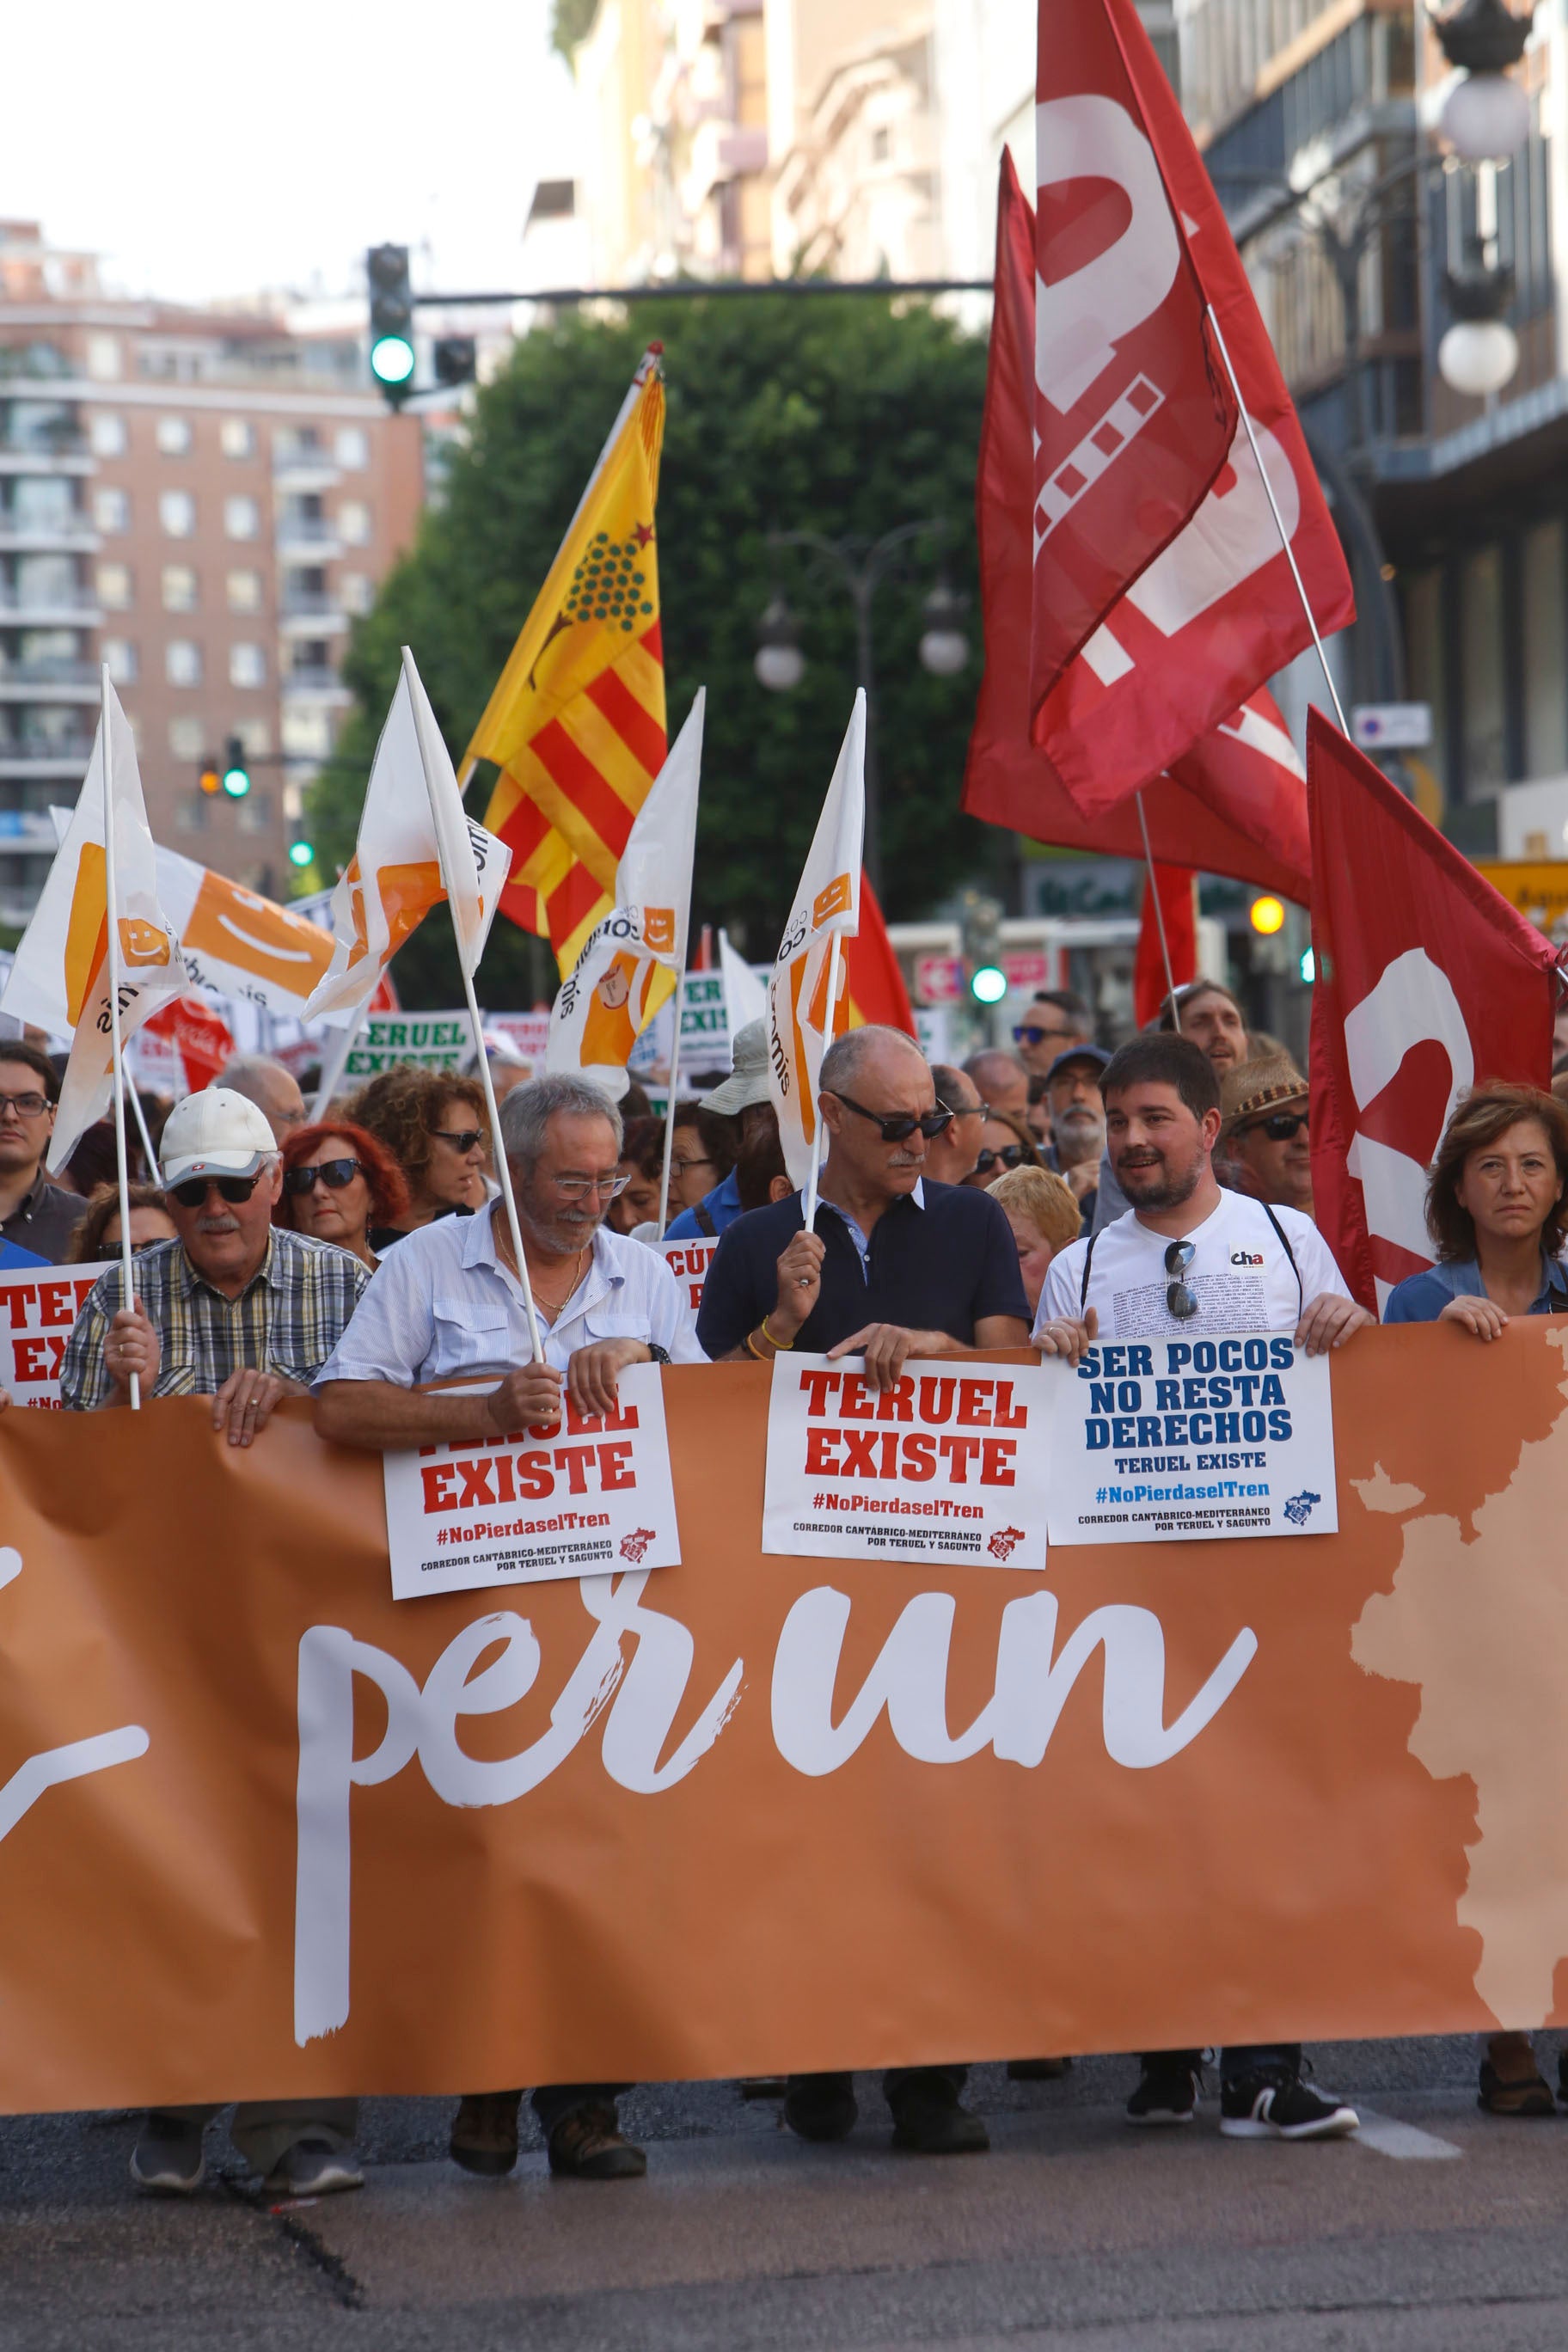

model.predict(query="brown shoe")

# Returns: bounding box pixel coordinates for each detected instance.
[547,2102,647,2180]
[1479,2032,1553,2116]
[450,2090,522,2175]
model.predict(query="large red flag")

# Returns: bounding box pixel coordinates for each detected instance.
[1133,866,1197,1027]
[1032,0,1354,812]
[1308,711,1559,1313]
[964,152,1312,903]
[845,876,917,1035]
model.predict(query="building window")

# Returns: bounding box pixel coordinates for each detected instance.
[165,640,202,687]
[224,494,260,541]
[95,561,132,610]
[89,413,126,457]
[159,489,196,538]
[1522,521,1568,781]
[230,641,266,689]
[237,789,271,834]
[235,718,272,758]
[174,799,209,834]
[226,568,263,613]
[338,570,373,615]
[282,705,333,759]
[156,416,193,456]
[334,426,369,469]
[94,486,130,535]
[101,638,138,685]
[220,419,256,460]
[85,334,121,382]
[337,499,371,546]
[162,564,198,613]
[168,715,205,760]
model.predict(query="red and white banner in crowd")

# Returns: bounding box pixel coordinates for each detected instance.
[127,994,236,1097]
[1031,0,1354,812]
[658,1237,716,1315]
[0,1264,113,1407]
[382,1364,681,1598]
[961,152,1312,904]
[763,1356,1051,1570]
[1308,713,1559,1313]
[1132,865,1197,1026]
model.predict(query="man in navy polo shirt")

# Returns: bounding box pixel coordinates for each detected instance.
[697,1025,1029,2158]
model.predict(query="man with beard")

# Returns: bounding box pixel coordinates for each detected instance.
[1091,978,1252,1234]
[314,1072,706,2185]
[1033,1033,1369,2143]
[1040,1044,1109,1224]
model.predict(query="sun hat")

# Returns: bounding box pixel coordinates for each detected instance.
[703,1018,772,1117]
[159,1087,278,1188]
[1219,1053,1308,1141]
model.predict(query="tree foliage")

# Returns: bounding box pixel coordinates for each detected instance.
[311,297,1006,1008]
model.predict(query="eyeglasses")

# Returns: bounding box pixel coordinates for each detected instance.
[433,1128,484,1155]
[1247,1111,1310,1142]
[830,1089,954,1144]
[1165,1239,1198,1320]
[282,1156,362,1197]
[0,1092,49,1120]
[170,1173,264,1210]
[671,1155,714,1178]
[975,1142,1030,1174]
[549,1172,631,1202]
[1013,1025,1075,1049]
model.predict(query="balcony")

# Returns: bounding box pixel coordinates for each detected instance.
[276,517,343,564]
[0,434,93,477]
[0,662,101,700]
[0,809,69,851]
[279,594,349,637]
[273,447,341,495]
[0,593,101,630]
[0,516,98,554]
[0,737,95,779]
[280,665,352,704]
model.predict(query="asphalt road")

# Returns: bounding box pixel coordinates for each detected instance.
[6,2038,1568,2351]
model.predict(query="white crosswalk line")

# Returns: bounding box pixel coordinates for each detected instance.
[1352,2107,1463,2159]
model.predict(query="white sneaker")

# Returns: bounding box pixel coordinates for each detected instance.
[262,2136,364,2197]
[130,2112,206,2194]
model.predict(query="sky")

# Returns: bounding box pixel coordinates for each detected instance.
[0,1,579,308]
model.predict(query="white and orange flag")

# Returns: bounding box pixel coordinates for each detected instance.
[2,676,186,1168]
[546,690,702,1099]
[303,650,511,1022]
[767,693,866,1191]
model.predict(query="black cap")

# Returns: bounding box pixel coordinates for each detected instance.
[1044,1043,1112,1086]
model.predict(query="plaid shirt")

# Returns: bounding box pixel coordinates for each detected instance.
[60,1228,371,1410]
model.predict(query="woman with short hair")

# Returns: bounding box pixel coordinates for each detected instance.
[351,1067,490,1240]
[988,1163,1083,1316]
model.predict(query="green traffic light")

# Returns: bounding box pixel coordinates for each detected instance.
[221,764,250,799]
[370,334,415,387]
[970,965,1008,1006]
[288,840,314,868]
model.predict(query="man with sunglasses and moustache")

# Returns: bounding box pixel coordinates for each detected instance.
[695,1025,1029,2158]
[59,1085,371,2202]
[1214,1054,1315,1217]
[1032,1033,1370,2145]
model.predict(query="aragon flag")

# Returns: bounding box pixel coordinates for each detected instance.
[469,349,666,979]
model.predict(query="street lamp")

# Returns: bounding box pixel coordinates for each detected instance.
[1431,0,1532,159]
[752,522,968,893]
[1438,259,1520,395]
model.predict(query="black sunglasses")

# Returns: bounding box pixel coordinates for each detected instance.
[433,1128,484,1154]
[1249,1111,1310,1142]
[976,1142,1030,1173]
[1013,1025,1074,1048]
[283,1156,363,1197]
[1165,1239,1198,1320]
[171,1173,264,1210]
[829,1089,953,1144]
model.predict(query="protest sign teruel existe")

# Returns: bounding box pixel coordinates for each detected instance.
[1046,1331,1338,1544]
[763,1352,1051,1569]
[0,1265,113,1407]
[383,1362,682,1598]
[345,1010,478,1078]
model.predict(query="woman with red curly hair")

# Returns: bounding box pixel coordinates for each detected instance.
[274,1121,411,1270]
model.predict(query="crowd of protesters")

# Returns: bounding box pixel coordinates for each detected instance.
[2,949,1564,2195]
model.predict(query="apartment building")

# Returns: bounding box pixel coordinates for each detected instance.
[0,223,421,920]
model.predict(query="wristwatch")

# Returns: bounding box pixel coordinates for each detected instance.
[647,1344,671,1365]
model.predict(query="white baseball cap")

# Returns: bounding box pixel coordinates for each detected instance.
[160,1087,277,1188]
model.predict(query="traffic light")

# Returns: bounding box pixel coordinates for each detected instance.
[367,244,415,400]
[288,838,315,870]
[220,736,251,799]
[199,754,221,796]
[432,335,477,389]
[959,889,1006,1004]
[1248,895,1286,937]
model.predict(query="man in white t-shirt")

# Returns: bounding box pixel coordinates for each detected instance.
[1034,1032,1372,2144]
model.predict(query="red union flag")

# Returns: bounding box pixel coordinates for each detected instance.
[965,152,1311,902]
[1308,712,1559,1312]
[1032,0,1354,812]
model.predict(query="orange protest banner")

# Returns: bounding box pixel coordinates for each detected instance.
[0,1321,1560,2114]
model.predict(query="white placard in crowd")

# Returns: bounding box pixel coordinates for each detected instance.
[0,1263,113,1408]
[658,1237,717,1315]
[485,1011,551,1067]
[345,1010,478,1079]
[762,1353,1052,1570]
[383,1363,683,1598]
[1044,1332,1338,1544]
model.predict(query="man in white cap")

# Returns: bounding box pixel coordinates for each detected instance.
[665,1016,777,1240]
[59,1086,371,2198]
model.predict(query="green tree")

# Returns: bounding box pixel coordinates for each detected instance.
[313,296,1008,1008]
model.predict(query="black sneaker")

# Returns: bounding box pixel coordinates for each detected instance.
[1125,2055,1201,2126]
[1220,2067,1357,2141]
[888,2078,989,2156]
[783,2073,858,2143]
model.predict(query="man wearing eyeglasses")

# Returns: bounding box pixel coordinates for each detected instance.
[1214,1054,1314,1217]
[59,1084,371,2203]
[1011,988,1093,1077]
[1033,1033,1370,2145]
[0,1040,87,1264]
[314,1071,703,2190]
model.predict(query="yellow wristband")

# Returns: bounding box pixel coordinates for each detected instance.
[761,1317,794,1351]
[744,1331,769,1361]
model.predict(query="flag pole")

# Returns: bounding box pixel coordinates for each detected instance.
[653,1014,680,1239]
[1204,301,1350,734]
[1134,790,1179,1015]
[98,669,139,1411]
[459,968,545,1364]
[802,932,842,1234]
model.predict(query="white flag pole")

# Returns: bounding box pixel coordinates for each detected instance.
[654,1052,680,1240]
[1204,301,1349,734]
[1134,790,1179,1015]
[98,670,139,1411]
[802,930,842,1234]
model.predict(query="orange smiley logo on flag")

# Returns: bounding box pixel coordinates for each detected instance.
[185,870,334,998]
[644,906,676,956]
[812,873,852,930]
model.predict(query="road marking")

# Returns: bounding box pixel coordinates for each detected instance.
[1352,2107,1463,2160]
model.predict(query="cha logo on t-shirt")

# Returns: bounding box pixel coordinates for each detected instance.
[1230,1249,1264,1267]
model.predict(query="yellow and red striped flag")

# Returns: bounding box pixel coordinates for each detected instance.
[467,348,665,978]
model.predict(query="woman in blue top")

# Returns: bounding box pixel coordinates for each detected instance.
[1383,1079,1568,2116]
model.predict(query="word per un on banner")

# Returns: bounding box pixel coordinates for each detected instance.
[1044,1332,1338,1544]
[382,1362,682,1598]
[762,1353,1053,1570]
